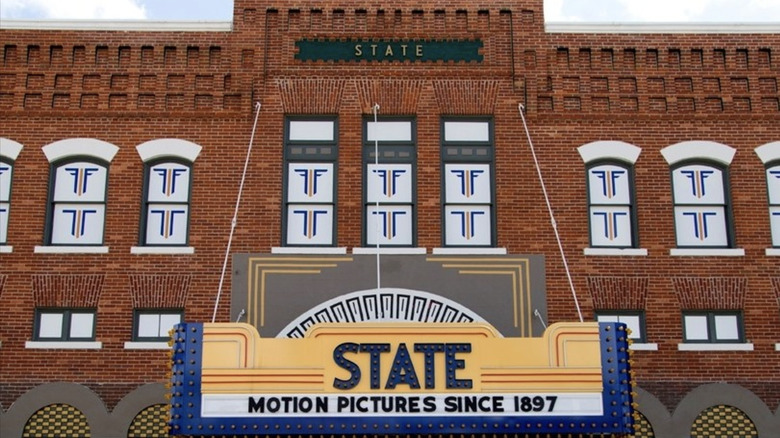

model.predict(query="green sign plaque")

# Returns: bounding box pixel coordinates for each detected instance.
[295,39,483,62]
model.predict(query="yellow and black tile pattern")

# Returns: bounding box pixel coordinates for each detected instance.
[128,403,169,438]
[22,403,90,438]
[633,410,655,437]
[691,404,758,438]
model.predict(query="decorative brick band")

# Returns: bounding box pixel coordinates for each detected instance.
[586,276,648,310]
[433,80,500,114]
[277,78,346,114]
[356,79,424,114]
[31,274,104,307]
[128,274,191,308]
[672,277,747,310]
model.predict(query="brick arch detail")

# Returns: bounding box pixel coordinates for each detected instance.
[587,276,649,309]
[672,277,747,310]
[31,274,104,307]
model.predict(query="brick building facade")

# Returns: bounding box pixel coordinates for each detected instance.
[1,0,779,436]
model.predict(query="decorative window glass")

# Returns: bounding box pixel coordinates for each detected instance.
[141,160,192,245]
[34,308,96,341]
[0,158,13,245]
[682,311,743,343]
[596,311,646,342]
[672,163,732,247]
[47,160,108,245]
[364,118,415,246]
[441,119,494,247]
[283,118,337,246]
[587,162,636,247]
[766,163,780,247]
[133,309,183,342]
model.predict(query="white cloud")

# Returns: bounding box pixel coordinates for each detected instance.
[1,0,147,19]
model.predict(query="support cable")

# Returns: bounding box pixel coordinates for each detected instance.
[372,103,381,291]
[212,101,262,323]
[518,103,583,322]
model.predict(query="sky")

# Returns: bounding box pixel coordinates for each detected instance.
[0,0,779,22]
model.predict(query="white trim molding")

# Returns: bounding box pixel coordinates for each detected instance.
[271,247,348,254]
[34,246,109,254]
[0,138,24,160]
[0,19,232,32]
[755,141,780,164]
[136,139,203,163]
[124,341,170,350]
[678,343,753,352]
[776,343,780,351]
[42,138,119,163]
[577,141,641,164]
[670,248,744,257]
[26,341,102,349]
[661,141,736,166]
[352,247,428,255]
[432,247,507,255]
[629,343,658,351]
[766,249,780,256]
[131,246,195,255]
[546,22,780,34]
[584,247,648,256]
[0,246,12,253]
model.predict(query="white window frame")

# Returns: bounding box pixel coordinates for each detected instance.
[132,139,201,254]
[578,141,646,256]
[755,141,780,256]
[36,139,118,254]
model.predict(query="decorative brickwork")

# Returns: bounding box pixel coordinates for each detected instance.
[277,78,346,114]
[672,277,747,310]
[128,274,190,308]
[587,276,649,310]
[355,79,425,114]
[31,274,103,307]
[433,79,500,114]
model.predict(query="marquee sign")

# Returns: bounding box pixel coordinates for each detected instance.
[168,321,635,436]
[295,39,483,62]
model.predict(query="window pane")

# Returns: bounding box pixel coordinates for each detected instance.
[159,314,182,337]
[287,163,335,203]
[366,164,413,203]
[145,204,189,245]
[590,206,633,247]
[366,121,412,142]
[674,206,728,246]
[366,205,413,246]
[588,165,631,204]
[444,121,489,142]
[444,205,492,246]
[50,203,106,245]
[672,165,724,204]
[765,166,780,204]
[286,204,334,245]
[138,314,162,338]
[619,315,642,340]
[713,315,740,341]
[0,162,11,201]
[147,163,191,203]
[289,121,334,141]
[53,163,107,202]
[69,313,94,338]
[38,313,64,338]
[684,315,709,341]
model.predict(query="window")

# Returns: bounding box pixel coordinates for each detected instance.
[596,311,646,342]
[0,157,13,246]
[766,162,780,247]
[661,141,737,253]
[45,158,109,245]
[671,162,733,247]
[40,139,118,249]
[283,118,337,246]
[682,311,744,343]
[132,309,182,342]
[364,118,416,247]
[34,308,96,341]
[586,162,637,248]
[140,159,193,245]
[441,119,495,247]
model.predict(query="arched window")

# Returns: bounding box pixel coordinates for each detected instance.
[0,138,23,250]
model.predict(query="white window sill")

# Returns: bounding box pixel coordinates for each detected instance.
[432,247,507,255]
[629,343,658,351]
[130,246,195,255]
[124,341,170,350]
[271,247,348,255]
[766,248,780,256]
[26,341,102,349]
[0,245,12,253]
[670,248,745,257]
[776,343,780,351]
[584,247,648,256]
[352,247,427,255]
[34,246,109,254]
[677,343,753,351]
